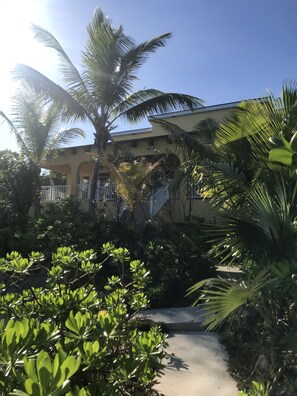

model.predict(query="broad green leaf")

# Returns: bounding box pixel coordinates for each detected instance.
[268,147,293,165]
[60,356,81,380]
[24,378,36,395]
[10,391,30,396]
[24,357,38,383]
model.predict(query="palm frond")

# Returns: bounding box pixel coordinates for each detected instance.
[206,177,297,263]
[13,65,88,122]
[83,10,133,109]
[43,127,85,160]
[281,81,297,137]
[86,8,106,37]
[215,101,262,146]
[187,268,269,330]
[152,118,218,161]
[116,90,202,122]
[200,161,250,206]
[119,33,172,74]
[2,88,85,165]
[32,25,97,115]
[0,111,30,158]
[113,159,160,210]
[192,118,220,144]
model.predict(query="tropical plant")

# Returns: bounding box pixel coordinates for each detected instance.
[104,219,216,308]
[32,197,103,257]
[41,170,67,186]
[0,89,85,214]
[155,83,297,259]
[113,158,161,221]
[181,83,297,394]
[0,244,166,395]
[0,150,39,224]
[238,381,271,396]
[1,89,85,168]
[14,8,201,215]
[0,150,40,256]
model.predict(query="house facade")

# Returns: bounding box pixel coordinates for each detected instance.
[41,101,241,222]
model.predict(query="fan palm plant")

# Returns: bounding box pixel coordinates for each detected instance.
[14,8,201,215]
[173,84,297,392]
[154,83,297,394]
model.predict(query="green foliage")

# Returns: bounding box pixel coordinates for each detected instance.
[188,268,269,330]
[0,151,40,256]
[113,158,161,219]
[0,244,166,395]
[169,83,297,392]
[0,151,39,224]
[238,381,270,396]
[15,8,200,215]
[0,198,100,257]
[40,171,67,186]
[0,89,85,167]
[31,198,104,256]
[107,220,216,307]
[11,350,81,396]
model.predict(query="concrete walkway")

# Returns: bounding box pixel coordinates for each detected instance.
[140,308,238,396]
[155,332,238,396]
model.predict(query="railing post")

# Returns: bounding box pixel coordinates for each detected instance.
[149,195,154,217]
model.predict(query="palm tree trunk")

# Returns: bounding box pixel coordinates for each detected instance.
[88,121,111,217]
[34,165,42,217]
[88,160,99,217]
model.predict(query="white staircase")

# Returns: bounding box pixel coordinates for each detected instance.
[149,185,170,217]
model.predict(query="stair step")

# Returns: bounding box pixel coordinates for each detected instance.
[139,307,206,332]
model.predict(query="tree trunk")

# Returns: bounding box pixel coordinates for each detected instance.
[34,165,42,217]
[88,160,100,217]
[88,121,111,217]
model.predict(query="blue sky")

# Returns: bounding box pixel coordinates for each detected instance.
[1,0,297,150]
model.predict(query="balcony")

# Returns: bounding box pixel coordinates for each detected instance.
[77,182,114,201]
[41,185,70,202]
[41,182,114,203]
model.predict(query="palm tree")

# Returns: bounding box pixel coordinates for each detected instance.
[113,158,161,221]
[0,88,85,213]
[14,8,202,215]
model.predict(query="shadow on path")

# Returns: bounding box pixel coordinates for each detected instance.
[166,353,189,371]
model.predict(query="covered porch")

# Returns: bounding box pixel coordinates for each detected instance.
[41,181,114,203]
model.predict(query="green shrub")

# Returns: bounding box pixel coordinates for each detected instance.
[33,198,105,256]
[238,381,270,396]
[0,151,40,257]
[106,220,216,308]
[0,244,166,395]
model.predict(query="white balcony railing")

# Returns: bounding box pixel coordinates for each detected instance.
[41,183,114,203]
[77,182,114,201]
[41,185,70,202]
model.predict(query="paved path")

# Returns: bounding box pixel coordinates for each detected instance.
[155,332,238,396]
[140,308,238,396]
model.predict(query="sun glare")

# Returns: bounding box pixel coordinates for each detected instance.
[0,0,44,97]
[0,0,51,149]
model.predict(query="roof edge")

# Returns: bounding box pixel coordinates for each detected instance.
[148,97,269,120]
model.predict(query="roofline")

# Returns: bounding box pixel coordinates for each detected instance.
[148,97,269,120]
[60,98,269,150]
[111,127,152,137]
[59,127,153,150]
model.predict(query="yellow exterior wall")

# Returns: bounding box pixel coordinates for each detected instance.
[41,104,238,223]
